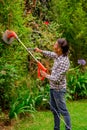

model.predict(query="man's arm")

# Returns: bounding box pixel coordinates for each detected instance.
[42,50,57,59]
[35,48,57,59]
[41,61,69,82]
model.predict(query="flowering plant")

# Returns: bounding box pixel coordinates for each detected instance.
[78,59,86,66]
[44,21,49,25]
[67,59,87,100]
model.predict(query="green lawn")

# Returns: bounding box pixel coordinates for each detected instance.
[13,100,87,130]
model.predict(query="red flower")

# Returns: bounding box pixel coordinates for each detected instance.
[44,21,49,25]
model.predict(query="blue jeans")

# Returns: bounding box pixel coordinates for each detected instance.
[50,88,71,130]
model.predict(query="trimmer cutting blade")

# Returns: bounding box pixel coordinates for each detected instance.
[2,30,17,44]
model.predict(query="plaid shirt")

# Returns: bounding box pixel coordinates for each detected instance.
[42,51,70,90]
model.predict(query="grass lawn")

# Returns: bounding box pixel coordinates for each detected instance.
[13,99,87,130]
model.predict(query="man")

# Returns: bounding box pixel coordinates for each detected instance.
[35,38,71,130]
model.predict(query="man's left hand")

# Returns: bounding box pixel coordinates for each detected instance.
[40,70,48,78]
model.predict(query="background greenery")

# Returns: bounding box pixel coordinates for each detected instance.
[0,0,87,120]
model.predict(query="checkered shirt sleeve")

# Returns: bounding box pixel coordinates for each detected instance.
[42,50,57,59]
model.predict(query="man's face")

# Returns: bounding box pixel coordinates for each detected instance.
[54,42,62,54]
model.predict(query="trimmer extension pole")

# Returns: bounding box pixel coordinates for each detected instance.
[17,37,38,63]
[17,37,47,80]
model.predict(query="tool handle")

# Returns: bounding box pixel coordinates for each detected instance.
[37,61,47,80]
[27,48,36,51]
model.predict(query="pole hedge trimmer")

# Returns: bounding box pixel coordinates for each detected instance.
[2,30,47,80]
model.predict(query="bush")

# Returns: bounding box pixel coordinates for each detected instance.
[67,67,87,100]
[9,79,50,119]
[0,0,32,111]
[0,62,19,110]
[9,92,36,119]
[48,0,87,65]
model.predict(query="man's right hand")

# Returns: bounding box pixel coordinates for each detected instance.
[35,48,42,53]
